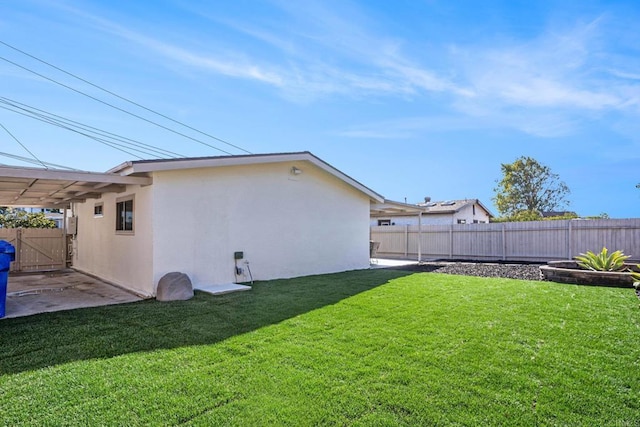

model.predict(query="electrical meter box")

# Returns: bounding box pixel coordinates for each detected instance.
[67,216,78,235]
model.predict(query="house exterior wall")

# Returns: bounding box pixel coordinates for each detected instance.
[72,185,155,296]
[150,161,371,289]
[453,204,491,224]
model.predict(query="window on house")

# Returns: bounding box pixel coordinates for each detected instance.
[473,219,480,224]
[472,205,476,215]
[457,219,467,224]
[378,219,391,226]
[116,196,134,233]
[94,203,103,217]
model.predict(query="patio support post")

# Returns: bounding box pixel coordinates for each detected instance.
[417,213,422,263]
[63,206,68,267]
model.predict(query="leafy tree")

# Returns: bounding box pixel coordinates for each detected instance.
[0,209,56,228]
[493,156,570,219]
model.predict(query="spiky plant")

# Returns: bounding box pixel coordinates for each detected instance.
[574,247,631,272]
[631,267,640,289]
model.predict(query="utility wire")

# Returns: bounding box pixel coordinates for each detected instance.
[0,97,186,158]
[0,121,48,169]
[0,151,80,170]
[0,55,237,155]
[1,104,161,159]
[0,104,156,160]
[0,40,253,154]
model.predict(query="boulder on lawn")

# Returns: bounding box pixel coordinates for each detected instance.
[156,272,194,301]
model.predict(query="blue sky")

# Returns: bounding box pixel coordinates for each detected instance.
[1,0,639,218]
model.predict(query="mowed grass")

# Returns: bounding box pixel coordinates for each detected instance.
[1,269,639,426]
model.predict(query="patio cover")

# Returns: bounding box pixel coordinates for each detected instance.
[370,199,428,262]
[0,164,151,208]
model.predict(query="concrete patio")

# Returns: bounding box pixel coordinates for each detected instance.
[2,270,144,319]
[370,258,421,269]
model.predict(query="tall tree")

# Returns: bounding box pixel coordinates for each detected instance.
[493,156,570,218]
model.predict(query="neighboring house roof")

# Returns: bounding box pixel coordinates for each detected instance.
[416,199,494,217]
[109,151,384,203]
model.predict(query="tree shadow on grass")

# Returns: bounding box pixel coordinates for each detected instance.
[0,269,412,375]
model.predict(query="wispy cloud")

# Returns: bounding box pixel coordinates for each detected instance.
[459,21,624,111]
[183,0,470,100]
[52,3,286,86]
[51,0,640,130]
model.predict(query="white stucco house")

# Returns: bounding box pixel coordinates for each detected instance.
[371,199,493,227]
[69,152,383,297]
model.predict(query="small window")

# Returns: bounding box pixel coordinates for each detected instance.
[378,219,391,226]
[94,203,104,217]
[472,205,476,215]
[457,219,467,224]
[116,196,134,233]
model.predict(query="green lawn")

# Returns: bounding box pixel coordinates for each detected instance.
[1,269,639,426]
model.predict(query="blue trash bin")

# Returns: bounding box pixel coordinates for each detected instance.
[0,240,16,319]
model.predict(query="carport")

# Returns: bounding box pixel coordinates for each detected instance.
[0,164,151,318]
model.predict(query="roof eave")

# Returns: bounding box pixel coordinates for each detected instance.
[113,152,384,203]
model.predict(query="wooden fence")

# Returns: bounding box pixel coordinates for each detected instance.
[371,219,640,262]
[0,228,68,272]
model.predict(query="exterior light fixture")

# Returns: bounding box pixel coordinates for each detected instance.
[290,166,302,175]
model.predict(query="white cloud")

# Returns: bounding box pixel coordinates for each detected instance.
[458,18,632,111]
[49,1,640,122]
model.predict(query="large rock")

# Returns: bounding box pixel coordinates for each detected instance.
[156,272,194,301]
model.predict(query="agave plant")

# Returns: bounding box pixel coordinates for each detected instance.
[574,247,631,272]
[632,266,640,289]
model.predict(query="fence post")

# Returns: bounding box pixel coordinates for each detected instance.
[501,223,506,261]
[15,228,22,271]
[567,220,573,260]
[404,225,408,257]
[449,224,453,259]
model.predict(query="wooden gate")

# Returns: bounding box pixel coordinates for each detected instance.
[0,228,68,272]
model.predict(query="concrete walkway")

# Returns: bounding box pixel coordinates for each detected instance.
[370,258,421,269]
[2,270,144,319]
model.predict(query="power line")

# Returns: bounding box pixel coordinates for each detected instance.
[0,151,80,170]
[0,122,48,169]
[0,55,238,155]
[0,40,253,155]
[0,40,252,155]
[0,103,160,160]
[0,97,186,158]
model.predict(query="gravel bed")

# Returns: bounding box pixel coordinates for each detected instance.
[390,261,542,281]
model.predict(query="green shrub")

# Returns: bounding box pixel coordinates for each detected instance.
[574,247,631,272]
